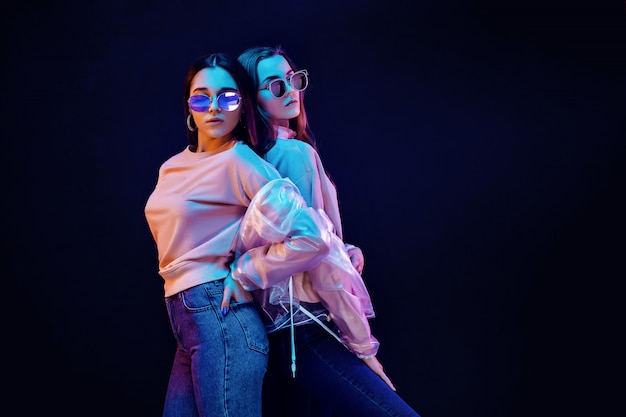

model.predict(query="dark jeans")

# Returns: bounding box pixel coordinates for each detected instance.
[262,321,421,417]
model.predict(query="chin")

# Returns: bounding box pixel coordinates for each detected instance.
[207,128,229,138]
[286,108,300,119]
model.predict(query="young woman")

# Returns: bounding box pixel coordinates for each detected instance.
[144,52,332,417]
[236,45,421,417]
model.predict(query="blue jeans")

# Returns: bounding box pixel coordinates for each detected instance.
[163,280,269,417]
[262,321,421,417]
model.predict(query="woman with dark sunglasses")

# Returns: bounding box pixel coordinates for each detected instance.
[144,52,334,417]
[236,45,421,417]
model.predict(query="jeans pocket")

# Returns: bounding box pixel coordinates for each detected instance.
[179,284,214,312]
[230,301,270,355]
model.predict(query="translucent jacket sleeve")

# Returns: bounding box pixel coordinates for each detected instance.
[232,178,331,291]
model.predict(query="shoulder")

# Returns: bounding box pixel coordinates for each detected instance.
[231,141,280,177]
[269,138,320,161]
[274,138,316,152]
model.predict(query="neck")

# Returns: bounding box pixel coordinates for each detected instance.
[273,118,289,128]
[196,134,233,152]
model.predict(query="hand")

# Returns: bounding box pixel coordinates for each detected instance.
[221,275,253,316]
[347,245,365,274]
[362,356,396,391]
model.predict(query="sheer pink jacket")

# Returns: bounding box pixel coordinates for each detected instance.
[231,178,379,358]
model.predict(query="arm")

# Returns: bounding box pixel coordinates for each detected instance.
[231,178,331,291]
[309,232,378,358]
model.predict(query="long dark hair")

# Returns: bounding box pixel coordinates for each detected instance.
[237,45,317,155]
[182,52,272,152]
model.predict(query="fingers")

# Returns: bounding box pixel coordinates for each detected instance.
[347,246,365,274]
[228,276,253,303]
[221,276,254,316]
[378,370,396,391]
[363,357,396,391]
[352,257,364,274]
[221,286,232,316]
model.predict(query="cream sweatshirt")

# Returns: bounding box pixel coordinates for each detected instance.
[144,140,281,297]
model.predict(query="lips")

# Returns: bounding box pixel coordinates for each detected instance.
[285,99,298,107]
[206,118,223,124]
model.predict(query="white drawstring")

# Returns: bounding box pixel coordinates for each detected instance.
[289,276,296,378]
[286,277,349,379]
[298,305,343,346]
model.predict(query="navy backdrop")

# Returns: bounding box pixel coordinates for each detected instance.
[3,1,624,416]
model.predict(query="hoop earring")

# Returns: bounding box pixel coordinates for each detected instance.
[186,114,197,131]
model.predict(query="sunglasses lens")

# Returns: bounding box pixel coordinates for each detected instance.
[290,72,308,91]
[268,79,287,97]
[217,92,241,111]
[188,95,210,112]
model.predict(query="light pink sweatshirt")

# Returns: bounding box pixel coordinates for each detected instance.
[144,140,323,297]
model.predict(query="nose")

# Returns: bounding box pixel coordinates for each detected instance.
[208,97,221,112]
[283,82,298,98]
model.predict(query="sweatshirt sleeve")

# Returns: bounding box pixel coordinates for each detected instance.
[231,178,331,291]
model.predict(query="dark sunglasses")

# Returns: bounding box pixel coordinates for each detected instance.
[188,91,241,112]
[260,70,309,98]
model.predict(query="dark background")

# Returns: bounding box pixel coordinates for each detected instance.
[3,1,624,416]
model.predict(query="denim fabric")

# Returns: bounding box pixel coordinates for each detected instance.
[163,280,269,417]
[263,322,420,417]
